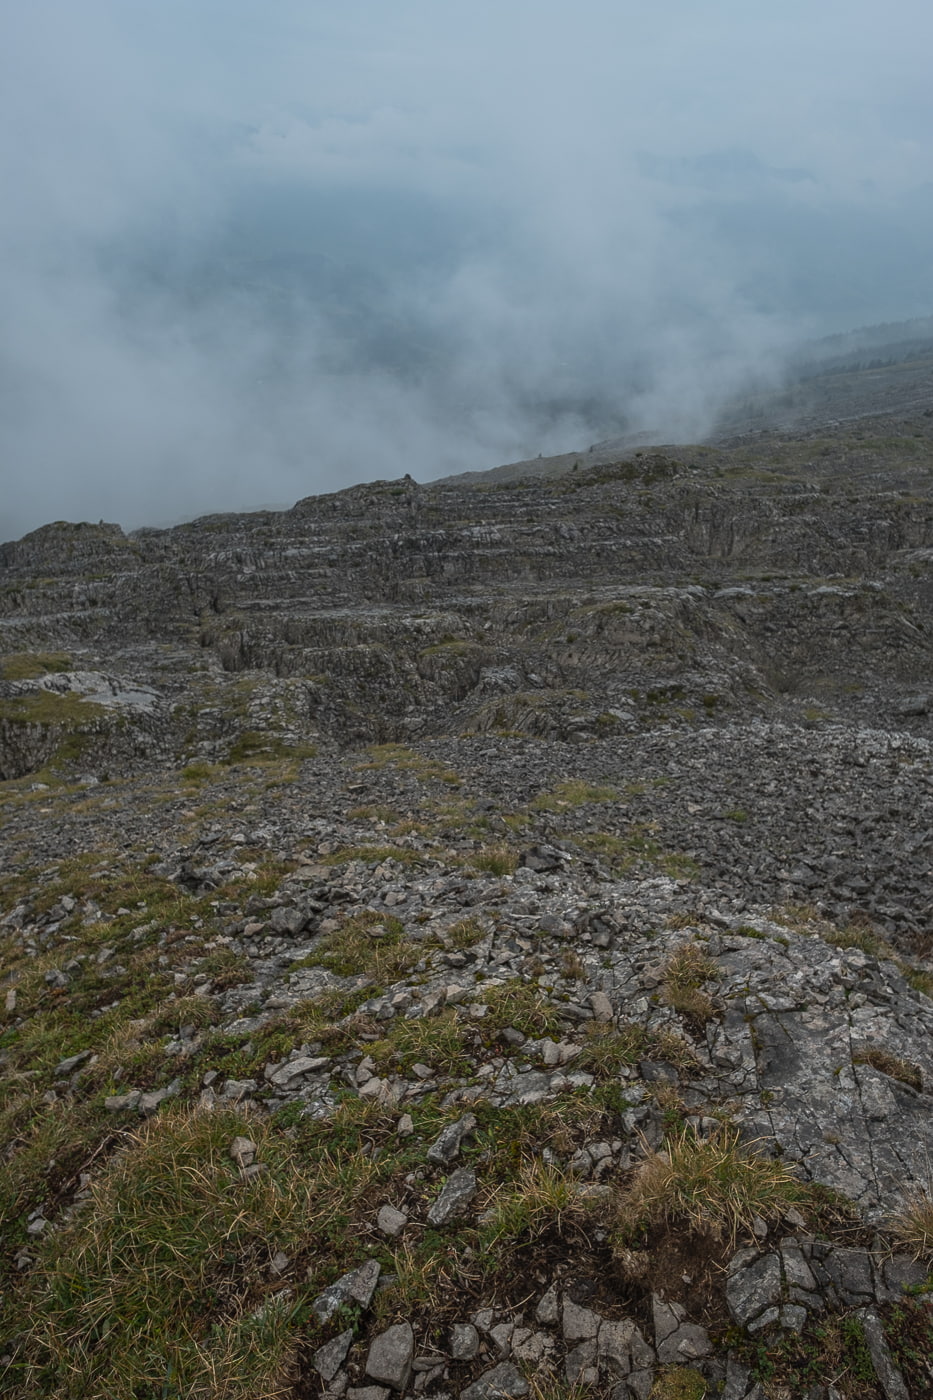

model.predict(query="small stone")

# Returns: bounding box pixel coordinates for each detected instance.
[722,1355,753,1400]
[312,1260,382,1323]
[426,1168,477,1225]
[747,1306,780,1334]
[780,1241,816,1293]
[511,1330,554,1366]
[5,988,17,1012]
[105,1091,141,1112]
[229,1136,256,1169]
[651,1296,685,1343]
[726,1251,782,1326]
[460,1361,529,1400]
[598,1318,654,1378]
[488,1322,514,1357]
[314,1329,354,1382]
[221,1078,257,1102]
[137,1080,181,1116]
[821,1246,875,1303]
[366,1322,415,1391]
[376,1205,408,1237]
[268,1055,330,1087]
[535,1283,560,1326]
[346,1259,381,1308]
[562,1298,601,1341]
[54,1049,93,1075]
[564,1340,599,1385]
[426,1113,477,1164]
[396,1114,415,1137]
[590,991,613,1022]
[779,1305,808,1333]
[450,1323,480,1361]
[857,1308,910,1400]
[347,1389,389,1400]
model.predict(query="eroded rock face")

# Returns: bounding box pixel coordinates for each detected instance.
[2,418,933,758]
[3,416,933,942]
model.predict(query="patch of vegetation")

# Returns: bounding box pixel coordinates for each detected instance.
[613,1125,805,1245]
[890,1189,933,1259]
[478,1158,594,1251]
[734,1310,888,1398]
[181,760,222,783]
[0,688,107,726]
[4,1105,368,1398]
[356,743,461,786]
[852,1046,923,1091]
[313,911,417,982]
[475,982,566,1042]
[368,1009,474,1077]
[468,844,520,876]
[530,779,618,812]
[346,803,402,824]
[649,1368,707,1400]
[224,731,317,765]
[0,652,72,681]
[441,917,487,950]
[576,827,699,882]
[573,1022,696,1078]
[884,1297,933,1394]
[661,943,718,1028]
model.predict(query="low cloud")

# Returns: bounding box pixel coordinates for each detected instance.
[3,1,933,539]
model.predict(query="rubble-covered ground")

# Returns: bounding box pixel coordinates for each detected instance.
[2,415,933,1397]
[1,739,932,1399]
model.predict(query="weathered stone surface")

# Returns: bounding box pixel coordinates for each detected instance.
[312,1260,381,1324]
[365,1322,414,1391]
[426,1113,477,1164]
[561,1297,601,1342]
[857,1309,910,1400]
[449,1323,480,1361]
[426,1168,477,1225]
[652,1295,713,1365]
[564,1338,598,1385]
[598,1318,654,1378]
[229,1136,256,1168]
[313,1328,354,1382]
[460,1361,529,1400]
[726,1253,783,1327]
[535,1283,560,1326]
[376,1204,408,1237]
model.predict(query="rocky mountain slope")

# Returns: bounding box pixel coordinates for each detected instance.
[1,407,932,1398]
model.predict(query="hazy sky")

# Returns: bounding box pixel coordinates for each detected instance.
[3,1,933,539]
